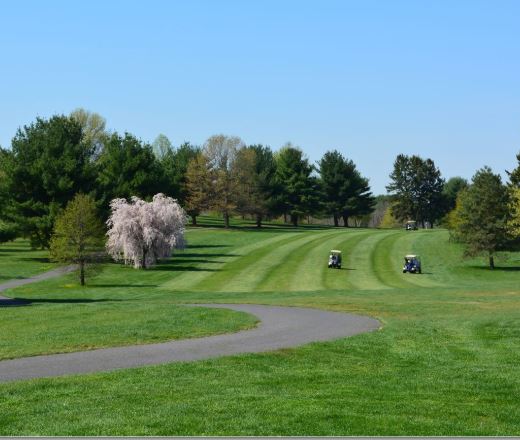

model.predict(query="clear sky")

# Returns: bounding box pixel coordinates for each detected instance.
[1,0,519,194]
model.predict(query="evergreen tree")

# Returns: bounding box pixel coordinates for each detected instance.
[6,115,96,248]
[451,167,512,269]
[318,150,374,227]
[96,132,165,215]
[161,142,200,204]
[387,154,445,227]
[274,144,315,226]
[50,194,105,286]
[507,152,520,187]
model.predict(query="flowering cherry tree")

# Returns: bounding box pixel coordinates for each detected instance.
[106,194,187,269]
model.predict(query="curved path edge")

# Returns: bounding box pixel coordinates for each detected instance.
[0,303,380,383]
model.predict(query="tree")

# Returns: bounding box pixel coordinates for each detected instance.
[106,194,187,269]
[203,135,244,228]
[50,194,105,286]
[161,142,200,203]
[508,187,520,238]
[152,134,173,160]
[318,150,375,227]
[185,153,212,225]
[6,115,96,248]
[96,132,165,215]
[70,108,107,157]
[442,176,469,213]
[386,154,445,228]
[450,167,512,269]
[274,144,316,226]
[507,152,520,187]
[234,145,277,227]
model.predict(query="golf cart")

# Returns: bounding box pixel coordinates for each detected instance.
[328,250,342,269]
[403,254,421,274]
[405,221,418,231]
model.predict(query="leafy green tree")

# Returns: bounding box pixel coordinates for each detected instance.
[96,132,165,215]
[451,167,512,269]
[152,134,173,160]
[274,144,315,226]
[70,108,107,156]
[5,115,96,248]
[161,142,200,204]
[387,154,445,227]
[234,145,277,227]
[442,176,469,213]
[318,150,374,227]
[50,194,105,286]
[204,135,244,228]
[185,153,212,225]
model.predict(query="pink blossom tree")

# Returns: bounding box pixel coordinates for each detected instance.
[106,194,187,269]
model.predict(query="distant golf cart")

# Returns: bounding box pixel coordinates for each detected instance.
[328,250,342,269]
[403,254,421,274]
[405,221,418,231]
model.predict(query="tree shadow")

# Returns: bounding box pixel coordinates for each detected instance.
[186,244,230,249]
[88,284,158,288]
[0,297,122,307]
[469,265,520,272]
[19,257,51,263]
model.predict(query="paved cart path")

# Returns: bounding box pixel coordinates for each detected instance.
[0,265,76,306]
[0,266,380,382]
[0,303,380,383]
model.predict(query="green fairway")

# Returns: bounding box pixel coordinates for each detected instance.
[1,223,520,435]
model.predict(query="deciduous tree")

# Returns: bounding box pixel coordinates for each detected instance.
[106,194,187,269]
[50,194,105,285]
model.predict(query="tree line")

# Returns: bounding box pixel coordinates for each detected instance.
[0,110,377,247]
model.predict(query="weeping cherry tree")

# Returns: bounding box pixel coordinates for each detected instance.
[106,193,187,269]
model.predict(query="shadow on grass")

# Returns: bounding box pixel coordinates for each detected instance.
[152,265,219,272]
[469,265,520,272]
[88,284,158,288]
[176,253,237,258]
[0,297,122,307]
[185,244,230,249]
[19,257,51,263]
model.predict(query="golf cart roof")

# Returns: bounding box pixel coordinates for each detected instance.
[406,220,417,224]
[330,250,342,254]
[405,254,419,259]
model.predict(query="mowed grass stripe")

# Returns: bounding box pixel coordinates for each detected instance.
[164,232,301,291]
[321,230,374,290]
[345,230,395,290]
[393,230,445,288]
[290,229,368,292]
[370,232,418,289]
[193,232,309,292]
[252,230,344,292]
[255,230,349,292]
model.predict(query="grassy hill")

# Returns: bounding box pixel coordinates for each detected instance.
[1,221,519,435]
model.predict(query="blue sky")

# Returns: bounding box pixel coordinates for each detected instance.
[1,0,519,194]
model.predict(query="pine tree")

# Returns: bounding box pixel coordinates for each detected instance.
[451,167,512,269]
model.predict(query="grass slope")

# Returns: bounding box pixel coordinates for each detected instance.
[1,222,520,435]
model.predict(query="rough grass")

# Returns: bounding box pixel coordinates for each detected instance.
[1,221,520,435]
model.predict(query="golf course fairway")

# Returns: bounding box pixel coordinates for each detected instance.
[0,223,519,435]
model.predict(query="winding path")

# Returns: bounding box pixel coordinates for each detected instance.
[0,265,380,383]
[0,302,379,383]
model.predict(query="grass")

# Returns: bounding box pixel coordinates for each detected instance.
[0,221,520,435]
[0,239,58,280]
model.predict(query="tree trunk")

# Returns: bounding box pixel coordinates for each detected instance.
[342,215,349,227]
[224,212,230,228]
[291,214,298,226]
[191,215,197,226]
[142,248,147,269]
[283,213,287,223]
[80,261,85,286]
[489,254,495,269]
[333,214,339,227]
[256,214,262,228]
